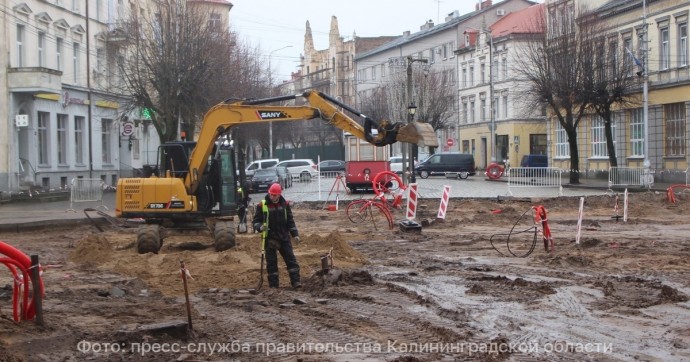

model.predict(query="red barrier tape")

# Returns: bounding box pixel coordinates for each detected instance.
[0,241,45,322]
[666,184,690,203]
[533,205,554,253]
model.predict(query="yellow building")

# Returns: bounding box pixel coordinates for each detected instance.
[548,0,688,183]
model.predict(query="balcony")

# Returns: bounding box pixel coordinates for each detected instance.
[8,67,63,94]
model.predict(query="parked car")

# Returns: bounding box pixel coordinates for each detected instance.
[389,156,403,174]
[318,160,346,175]
[243,158,280,179]
[520,154,548,168]
[273,166,293,189]
[276,159,318,182]
[415,152,476,179]
[250,168,285,193]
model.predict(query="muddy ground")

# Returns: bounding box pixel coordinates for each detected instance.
[1,192,689,361]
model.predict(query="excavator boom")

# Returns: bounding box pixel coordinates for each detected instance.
[186,90,438,194]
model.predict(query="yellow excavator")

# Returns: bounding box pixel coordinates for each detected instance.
[116,90,438,253]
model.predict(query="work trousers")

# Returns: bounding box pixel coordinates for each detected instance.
[265,238,300,288]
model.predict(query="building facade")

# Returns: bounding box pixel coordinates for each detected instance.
[547,0,689,182]
[456,3,547,169]
[354,0,536,161]
[1,0,232,196]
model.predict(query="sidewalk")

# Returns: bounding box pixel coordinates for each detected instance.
[0,179,677,231]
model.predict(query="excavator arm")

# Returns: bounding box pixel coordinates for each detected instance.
[186,90,438,194]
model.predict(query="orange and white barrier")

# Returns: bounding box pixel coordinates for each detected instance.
[406,183,419,220]
[437,185,451,219]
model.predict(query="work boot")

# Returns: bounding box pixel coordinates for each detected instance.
[268,273,279,288]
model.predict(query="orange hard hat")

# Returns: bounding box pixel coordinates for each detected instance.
[268,183,282,195]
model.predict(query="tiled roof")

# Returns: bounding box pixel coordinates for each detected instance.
[490,3,544,38]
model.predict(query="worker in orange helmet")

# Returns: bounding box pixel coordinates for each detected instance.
[252,182,302,289]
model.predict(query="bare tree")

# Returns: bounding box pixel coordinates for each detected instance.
[114,1,259,143]
[514,5,595,184]
[580,14,640,167]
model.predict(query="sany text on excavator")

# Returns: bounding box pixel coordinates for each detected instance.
[116,90,438,253]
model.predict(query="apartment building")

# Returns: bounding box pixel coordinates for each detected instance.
[548,0,689,182]
[354,0,536,159]
[456,3,546,169]
[1,0,232,196]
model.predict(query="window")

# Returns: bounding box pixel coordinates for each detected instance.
[57,114,68,164]
[591,116,613,158]
[623,37,633,77]
[493,58,498,81]
[461,66,467,88]
[665,103,686,157]
[502,56,508,79]
[208,13,221,31]
[555,121,569,158]
[462,98,468,124]
[629,108,644,157]
[442,44,448,59]
[469,64,474,86]
[74,116,84,164]
[480,97,487,121]
[56,38,63,70]
[371,66,376,80]
[102,119,112,164]
[608,40,618,76]
[38,112,50,165]
[16,25,25,67]
[380,64,386,78]
[38,32,46,67]
[480,62,486,84]
[73,43,80,83]
[502,93,508,119]
[660,27,670,70]
[680,23,688,67]
[469,99,475,123]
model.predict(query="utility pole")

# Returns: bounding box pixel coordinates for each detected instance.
[641,0,651,185]
[85,0,93,178]
[268,45,292,159]
[406,56,428,184]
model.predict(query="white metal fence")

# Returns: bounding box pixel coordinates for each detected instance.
[507,167,563,196]
[67,178,108,212]
[608,167,654,189]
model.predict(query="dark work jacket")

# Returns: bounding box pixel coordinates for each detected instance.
[252,195,298,242]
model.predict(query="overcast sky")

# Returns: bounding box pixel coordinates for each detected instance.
[229,0,523,82]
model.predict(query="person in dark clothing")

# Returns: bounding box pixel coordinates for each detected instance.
[252,183,301,289]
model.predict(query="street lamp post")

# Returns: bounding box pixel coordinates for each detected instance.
[407,103,417,183]
[268,45,293,158]
[406,56,427,185]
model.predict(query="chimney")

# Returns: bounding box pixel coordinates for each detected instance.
[481,0,492,9]
[420,19,434,31]
[403,30,411,37]
[445,10,460,22]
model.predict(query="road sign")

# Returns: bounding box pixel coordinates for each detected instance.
[121,122,134,136]
[446,138,454,147]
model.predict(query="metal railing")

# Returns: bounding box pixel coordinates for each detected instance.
[608,167,654,189]
[507,167,563,196]
[67,178,108,212]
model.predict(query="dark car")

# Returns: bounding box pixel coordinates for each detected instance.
[318,160,346,176]
[274,166,293,189]
[250,168,285,193]
[520,154,548,168]
[415,152,476,179]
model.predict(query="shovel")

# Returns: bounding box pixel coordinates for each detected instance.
[255,225,267,291]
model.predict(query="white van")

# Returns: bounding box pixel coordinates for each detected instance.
[244,159,279,178]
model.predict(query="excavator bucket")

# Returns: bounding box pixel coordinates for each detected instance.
[395,122,439,147]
